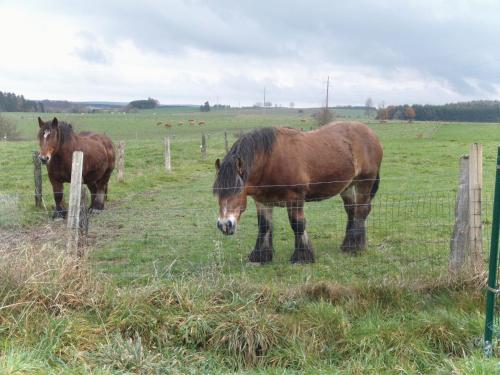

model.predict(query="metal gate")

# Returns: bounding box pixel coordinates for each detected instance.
[484,146,500,355]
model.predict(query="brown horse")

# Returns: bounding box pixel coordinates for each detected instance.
[37,117,115,219]
[213,122,383,263]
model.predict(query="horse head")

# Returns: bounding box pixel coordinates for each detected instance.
[37,117,61,164]
[214,157,248,235]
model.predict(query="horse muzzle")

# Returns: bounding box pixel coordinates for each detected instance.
[217,217,236,235]
[38,155,50,164]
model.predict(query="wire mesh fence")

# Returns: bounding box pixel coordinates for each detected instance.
[2,186,490,286]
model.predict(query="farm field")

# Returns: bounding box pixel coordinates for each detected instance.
[1,108,499,373]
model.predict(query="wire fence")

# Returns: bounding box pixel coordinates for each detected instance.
[1,186,491,285]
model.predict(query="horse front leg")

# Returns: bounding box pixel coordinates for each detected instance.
[248,203,274,264]
[50,180,66,220]
[287,201,314,263]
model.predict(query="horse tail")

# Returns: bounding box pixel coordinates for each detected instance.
[370,172,380,199]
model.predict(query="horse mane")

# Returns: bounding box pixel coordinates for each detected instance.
[213,128,276,197]
[57,121,75,144]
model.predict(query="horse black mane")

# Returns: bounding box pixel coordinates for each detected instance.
[38,120,74,144]
[213,128,276,197]
[56,122,75,144]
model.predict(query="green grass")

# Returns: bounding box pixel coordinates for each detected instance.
[1,108,499,372]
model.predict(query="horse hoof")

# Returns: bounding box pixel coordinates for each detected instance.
[90,207,104,214]
[248,249,273,264]
[341,243,365,254]
[290,250,315,264]
[52,211,66,220]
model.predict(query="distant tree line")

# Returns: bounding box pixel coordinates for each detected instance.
[377,101,500,122]
[0,91,44,112]
[126,97,159,110]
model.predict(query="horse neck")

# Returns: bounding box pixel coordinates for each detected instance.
[57,133,78,158]
[245,152,266,188]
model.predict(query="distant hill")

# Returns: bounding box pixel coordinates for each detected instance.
[78,101,127,109]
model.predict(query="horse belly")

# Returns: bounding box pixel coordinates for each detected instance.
[305,182,347,202]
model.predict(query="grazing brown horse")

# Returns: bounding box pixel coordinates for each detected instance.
[37,117,115,219]
[213,122,383,263]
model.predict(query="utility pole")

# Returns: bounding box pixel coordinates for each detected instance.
[325,76,330,110]
[263,87,266,108]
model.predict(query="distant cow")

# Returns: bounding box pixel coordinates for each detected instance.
[198,121,206,126]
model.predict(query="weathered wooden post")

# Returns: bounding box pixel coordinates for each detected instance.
[164,136,171,171]
[449,144,483,277]
[66,151,84,255]
[117,141,125,182]
[32,152,42,207]
[77,184,89,257]
[469,143,483,272]
[450,155,469,275]
[224,131,229,153]
[201,133,207,159]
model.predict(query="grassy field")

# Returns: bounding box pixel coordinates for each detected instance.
[0,108,499,373]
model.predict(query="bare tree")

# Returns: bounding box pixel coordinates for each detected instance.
[365,97,373,117]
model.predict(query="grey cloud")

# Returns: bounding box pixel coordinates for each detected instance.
[17,0,500,102]
[74,45,108,64]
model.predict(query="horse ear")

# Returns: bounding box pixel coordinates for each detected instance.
[236,158,244,177]
[51,117,58,128]
[38,117,44,128]
[215,158,221,172]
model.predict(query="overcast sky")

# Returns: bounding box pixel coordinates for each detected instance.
[0,0,499,107]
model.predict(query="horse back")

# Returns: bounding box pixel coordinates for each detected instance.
[249,122,382,202]
[79,132,116,169]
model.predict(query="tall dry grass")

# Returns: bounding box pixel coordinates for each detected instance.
[0,242,102,315]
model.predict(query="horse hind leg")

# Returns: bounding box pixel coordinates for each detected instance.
[340,181,374,253]
[94,169,113,210]
[87,182,98,210]
[249,203,274,264]
[93,185,106,210]
[287,201,314,263]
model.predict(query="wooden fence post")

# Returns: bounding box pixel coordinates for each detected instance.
[78,184,89,257]
[32,152,42,207]
[469,143,483,272]
[117,141,125,182]
[164,136,171,171]
[66,151,84,255]
[449,144,483,277]
[224,131,229,153]
[450,155,469,275]
[201,133,207,159]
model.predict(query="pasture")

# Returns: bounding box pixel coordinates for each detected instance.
[0,108,499,373]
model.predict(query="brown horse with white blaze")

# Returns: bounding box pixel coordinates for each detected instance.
[37,117,115,219]
[213,122,383,264]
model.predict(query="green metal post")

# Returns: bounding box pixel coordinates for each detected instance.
[484,146,500,355]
